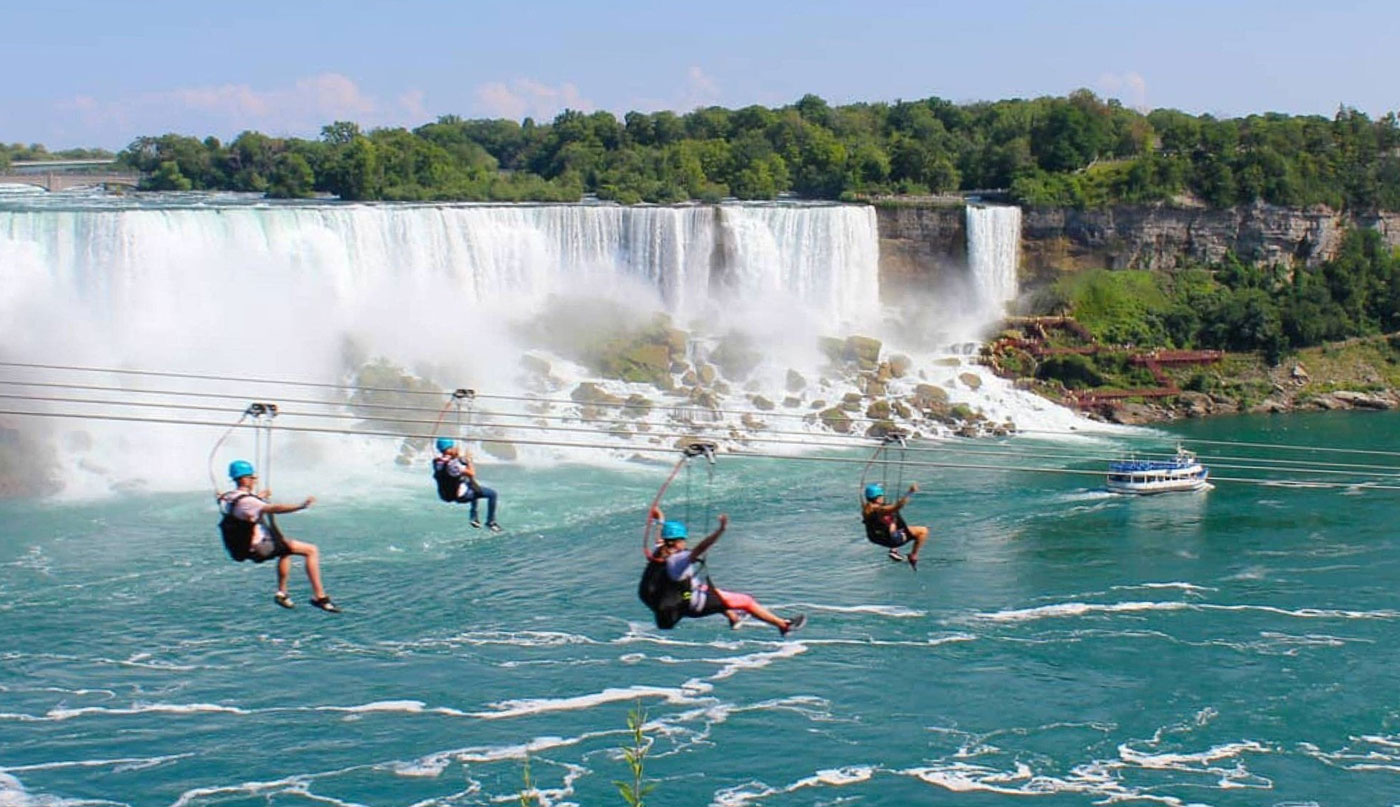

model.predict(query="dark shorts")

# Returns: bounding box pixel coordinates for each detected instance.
[868,528,913,549]
[248,531,291,564]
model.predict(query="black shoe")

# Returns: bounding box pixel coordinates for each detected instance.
[470,519,482,529]
[487,522,503,533]
[310,596,341,614]
[780,614,807,637]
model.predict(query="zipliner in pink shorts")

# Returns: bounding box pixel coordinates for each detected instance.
[705,585,758,613]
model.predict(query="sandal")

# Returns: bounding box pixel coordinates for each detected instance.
[887,548,904,562]
[274,591,295,609]
[780,614,807,637]
[310,596,341,614]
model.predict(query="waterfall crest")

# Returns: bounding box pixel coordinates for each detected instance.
[965,204,1022,320]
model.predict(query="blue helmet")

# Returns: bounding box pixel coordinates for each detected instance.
[229,459,255,480]
[435,437,455,453]
[864,483,885,501]
[660,520,688,541]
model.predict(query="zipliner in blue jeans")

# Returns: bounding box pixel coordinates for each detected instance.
[463,484,498,524]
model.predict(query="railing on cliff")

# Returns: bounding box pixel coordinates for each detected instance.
[983,317,1223,410]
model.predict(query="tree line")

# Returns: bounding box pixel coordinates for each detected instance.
[0,143,114,171]
[111,91,1400,209]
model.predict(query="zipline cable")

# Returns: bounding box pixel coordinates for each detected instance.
[12,360,1400,460]
[9,390,1399,480]
[4,406,1399,491]
[11,381,1400,474]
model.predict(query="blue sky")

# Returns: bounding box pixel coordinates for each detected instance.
[4,0,1397,149]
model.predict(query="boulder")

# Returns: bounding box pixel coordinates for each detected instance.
[690,389,721,410]
[786,369,807,392]
[1108,402,1162,425]
[1332,391,1395,410]
[866,400,891,420]
[750,395,775,411]
[865,419,899,438]
[1177,391,1213,418]
[841,392,864,412]
[819,407,853,434]
[911,384,949,408]
[680,368,698,386]
[571,382,623,406]
[480,440,519,461]
[810,399,827,409]
[891,400,912,419]
[622,394,654,418]
[697,362,719,386]
[519,353,552,376]
[817,336,845,364]
[741,413,766,430]
[888,353,913,378]
[958,372,983,391]
[783,396,803,408]
[709,332,762,380]
[843,335,883,370]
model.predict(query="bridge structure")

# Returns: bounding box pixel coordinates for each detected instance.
[0,160,142,191]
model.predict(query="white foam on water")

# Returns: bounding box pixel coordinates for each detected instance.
[1198,603,1400,620]
[968,600,1193,623]
[801,633,977,649]
[702,641,807,681]
[37,702,249,722]
[779,602,926,618]
[469,684,707,720]
[0,772,128,807]
[0,754,192,774]
[1111,581,1217,596]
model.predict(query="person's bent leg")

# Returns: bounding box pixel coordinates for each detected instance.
[714,588,787,631]
[283,538,327,601]
[908,526,929,561]
[479,486,499,524]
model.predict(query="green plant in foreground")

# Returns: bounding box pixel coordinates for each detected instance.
[615,701,655,807]
[518,752,539,806]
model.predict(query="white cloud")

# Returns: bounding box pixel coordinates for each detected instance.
[1097,71,1149,111]
[52,73,424,143]
[680,66,721,111]
[473,79,593,122]
[398,88,429,122]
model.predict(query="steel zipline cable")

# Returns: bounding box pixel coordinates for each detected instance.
[6,376,1400,476]
[4,385,1400,481]
[15,359,1400,461]
[6,389,1400,481]
[3,405,1400,492]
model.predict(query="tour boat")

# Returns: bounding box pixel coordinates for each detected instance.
[1106,446,1212,494]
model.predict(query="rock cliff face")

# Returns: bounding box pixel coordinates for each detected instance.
[874,202,1400,291]
[873,203,965,302]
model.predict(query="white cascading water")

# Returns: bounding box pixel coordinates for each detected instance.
[965,204,1022,323]
[0,196,1090,496]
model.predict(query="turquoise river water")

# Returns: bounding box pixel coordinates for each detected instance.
[2,412,1399,806]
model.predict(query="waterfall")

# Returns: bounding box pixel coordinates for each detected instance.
[965,204,1021,320]
[0,200,887,493]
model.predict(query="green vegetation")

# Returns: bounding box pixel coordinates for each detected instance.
[614,701,654,807]
[1,143,114,171]
[104,91,1399,207]
[1035,229,1400,365]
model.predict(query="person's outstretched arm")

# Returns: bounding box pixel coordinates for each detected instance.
[265,496,315,515]
[890,483,919,513]
[690,514,729,560]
